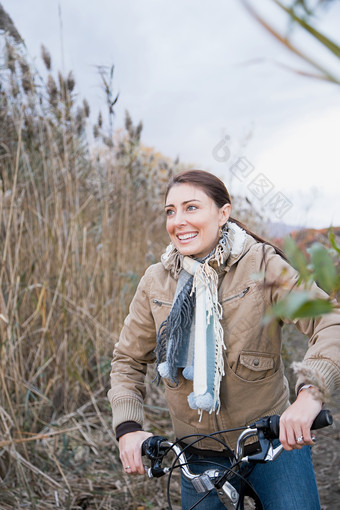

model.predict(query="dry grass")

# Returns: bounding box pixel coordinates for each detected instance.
[0,20,339,510]
[0,29,180,508]
[0,387,176,510]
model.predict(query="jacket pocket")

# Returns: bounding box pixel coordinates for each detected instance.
[221,286,250,304]
[152,298,172,307]
[235,351,276,381]
[150,297,173,330]
[220,283,262,337]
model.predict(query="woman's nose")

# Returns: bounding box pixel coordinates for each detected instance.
[173,210,186,227]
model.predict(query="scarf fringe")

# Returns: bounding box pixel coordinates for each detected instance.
[189,260,225,412]
[154,277,195,384]
[155,222,246,416]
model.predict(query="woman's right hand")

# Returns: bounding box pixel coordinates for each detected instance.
[119,430,153,475]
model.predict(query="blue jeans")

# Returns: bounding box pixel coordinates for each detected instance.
[181,444,321,510]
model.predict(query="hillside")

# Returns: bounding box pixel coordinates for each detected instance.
[273,226,340,254]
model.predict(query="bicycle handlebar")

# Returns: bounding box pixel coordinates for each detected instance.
[235,409,333,462]
[142,409,332,459]
[256,408,333,440]
[141,409,333,510]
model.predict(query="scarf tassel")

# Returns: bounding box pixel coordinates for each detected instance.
[155,279,195,385]
[155,223,246,417]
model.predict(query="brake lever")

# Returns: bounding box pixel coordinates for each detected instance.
[263,442,283,462]
[142,436,170,478]
[240,430,284,464]
[241,430,271,463]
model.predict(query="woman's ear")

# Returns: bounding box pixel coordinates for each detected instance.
[219,203,231,226]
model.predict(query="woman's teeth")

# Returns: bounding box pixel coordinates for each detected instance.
[178,233,197,240]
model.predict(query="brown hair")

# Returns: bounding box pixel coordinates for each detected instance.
[165,169,285,258]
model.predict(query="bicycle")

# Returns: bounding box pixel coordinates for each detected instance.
[142,409,333,510]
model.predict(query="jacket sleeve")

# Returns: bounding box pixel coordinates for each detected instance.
[262,244,340,399]
[107,266,157,433]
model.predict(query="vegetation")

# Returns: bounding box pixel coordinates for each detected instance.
[241,0,340,85]
[0,11,184,506]
[267,229,340,322]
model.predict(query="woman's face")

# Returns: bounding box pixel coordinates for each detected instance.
[165,183,231,258]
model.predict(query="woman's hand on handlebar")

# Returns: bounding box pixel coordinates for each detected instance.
[119,430,153,475]
[279,388,322,451]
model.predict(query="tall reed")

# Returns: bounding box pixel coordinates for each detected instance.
[0,16,268,507]
[0,30,179,505]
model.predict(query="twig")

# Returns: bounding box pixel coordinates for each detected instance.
[7,445,63,489]
[0,426,79,448]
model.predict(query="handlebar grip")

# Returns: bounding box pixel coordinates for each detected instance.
[311,409,333,429]
[141,435,168,457]
[267,409,333,439]
[267,415,280,439]
[141,436,169,478]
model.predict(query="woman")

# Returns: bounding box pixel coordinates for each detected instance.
[108,170,340,509]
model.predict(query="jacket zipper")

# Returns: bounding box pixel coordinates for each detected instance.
[221,286,250,303]
[152,299,172,307]
[153,288,250,307]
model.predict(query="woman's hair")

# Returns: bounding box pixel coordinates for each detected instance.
[165,169,285,258]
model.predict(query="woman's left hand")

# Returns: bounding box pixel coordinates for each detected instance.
[279,388,322,451]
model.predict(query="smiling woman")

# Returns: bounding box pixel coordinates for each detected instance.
[108,169,340,510]
[164,184,231,258]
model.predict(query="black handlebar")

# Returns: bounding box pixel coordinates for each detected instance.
[141,435,169,477]
[142,410,333,475]
[142,410,333,462]
[141,435,168,457]
[141,410,333,508]
[255,409,333,440]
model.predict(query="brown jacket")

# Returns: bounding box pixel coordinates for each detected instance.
[108,234,340,450]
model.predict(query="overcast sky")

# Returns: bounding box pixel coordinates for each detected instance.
[3,0,340,228]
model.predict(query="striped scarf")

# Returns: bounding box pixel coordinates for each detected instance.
[155,222,245,417]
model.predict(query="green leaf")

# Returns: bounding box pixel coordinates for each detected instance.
[308,242,337,294]
[291,298,334,318]
[265,292,334,322]
[329,229,340,255]
[266,291,310,321]
[283,236,310,281]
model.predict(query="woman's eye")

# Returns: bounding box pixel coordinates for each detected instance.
[165,209,174,216]
[187,205,197,211]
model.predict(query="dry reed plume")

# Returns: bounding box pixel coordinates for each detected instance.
[0,18,181,508]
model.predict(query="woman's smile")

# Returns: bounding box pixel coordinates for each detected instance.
[177,232,198,241]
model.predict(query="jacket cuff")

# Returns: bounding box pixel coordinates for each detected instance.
[293,359,340,401]
[116,421,143,440]
[108,393,144,432]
